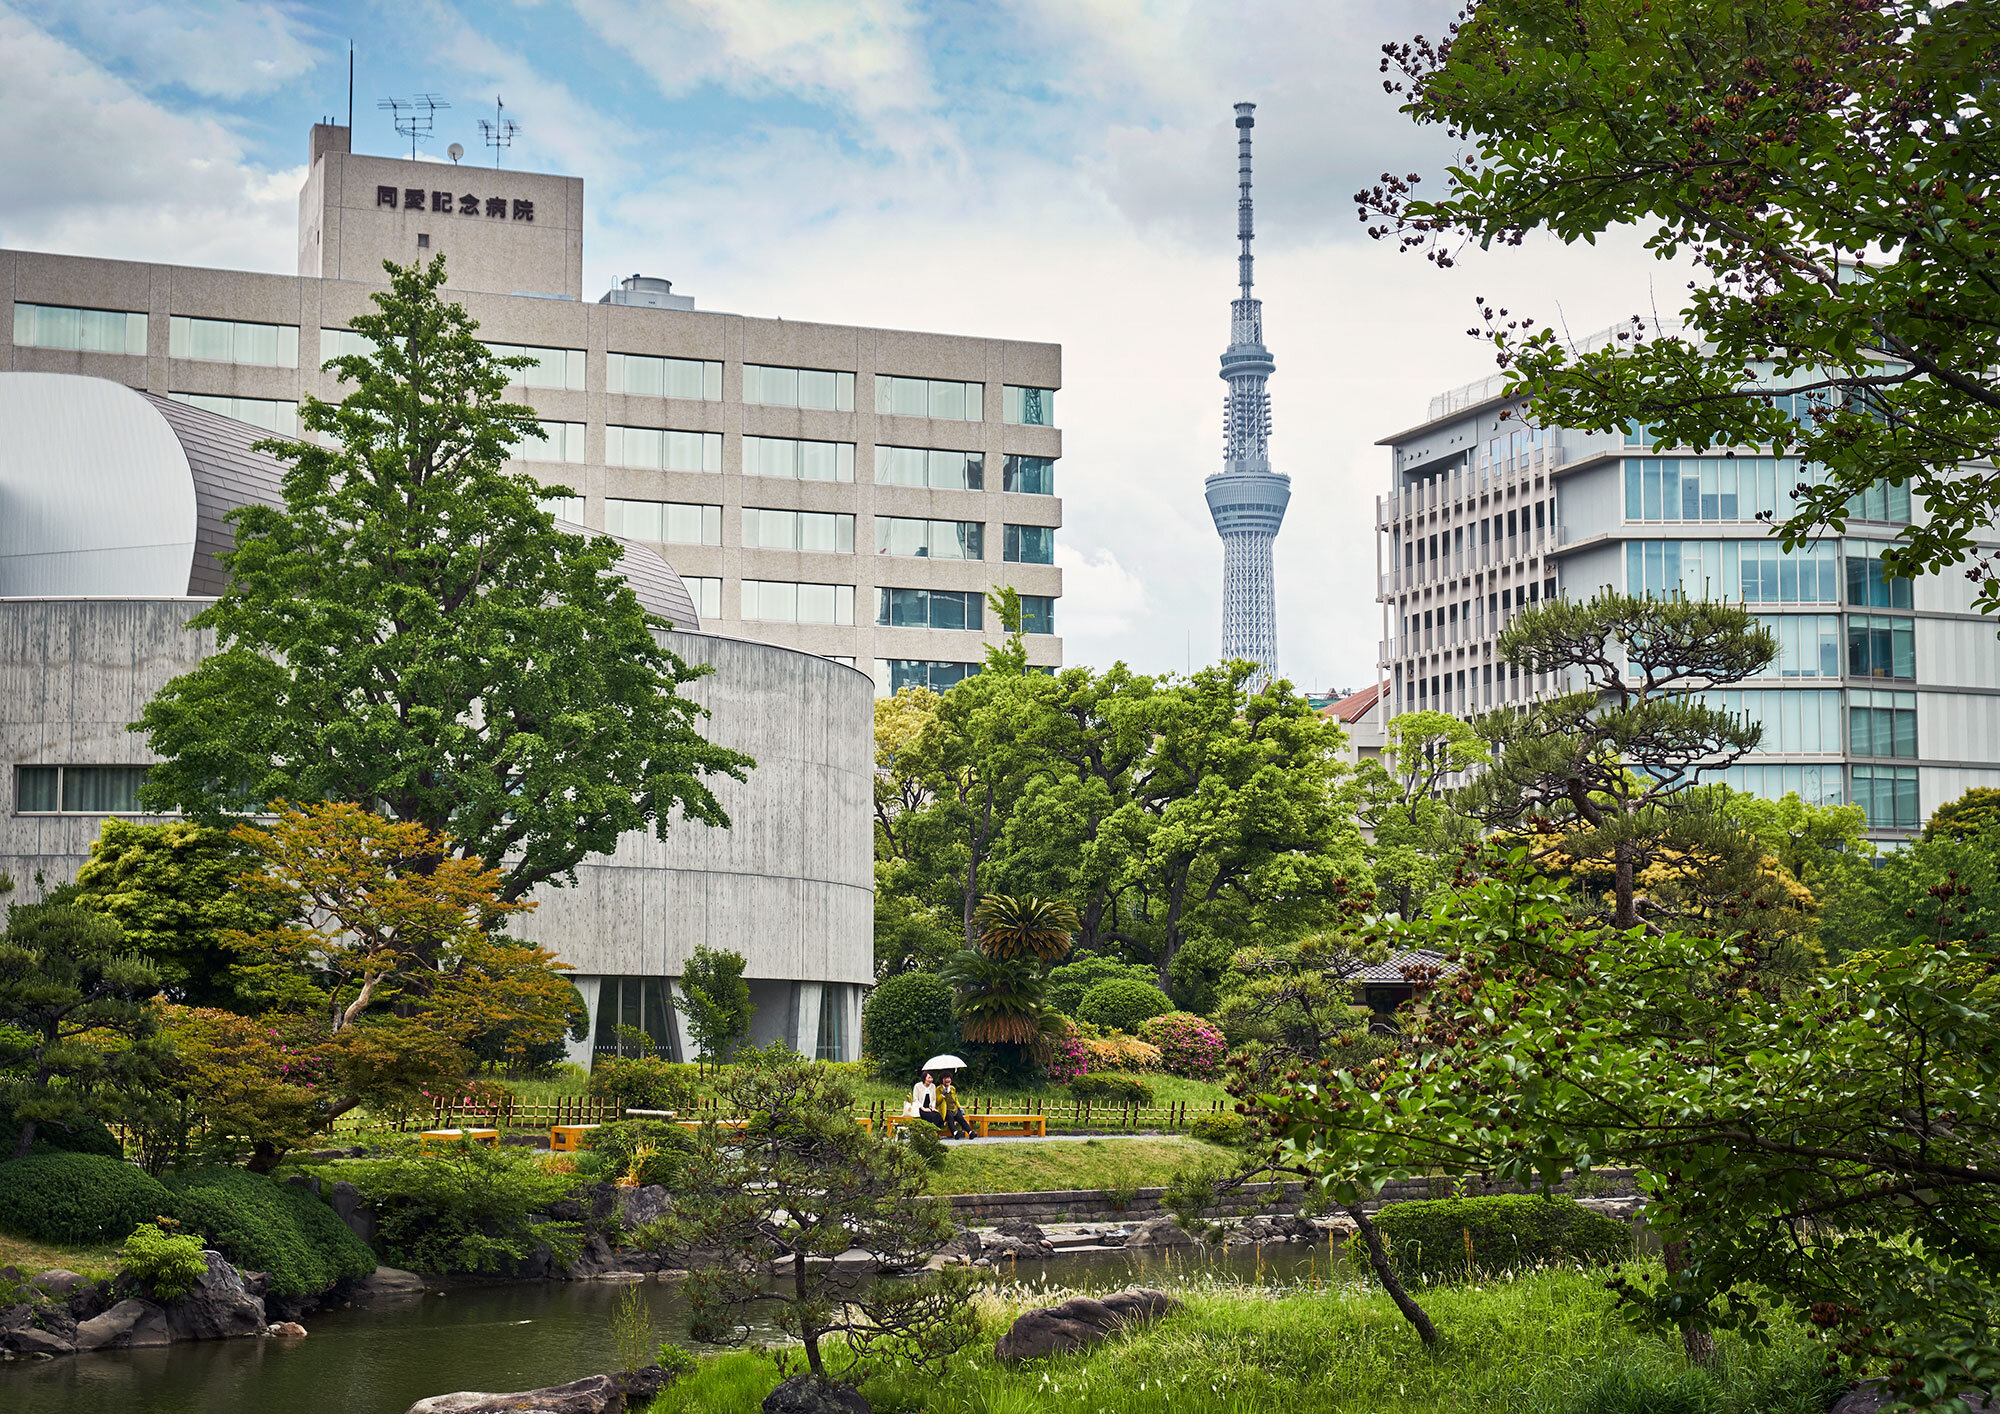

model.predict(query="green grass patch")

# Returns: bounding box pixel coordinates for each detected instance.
[929,1137,1212,1197]
[646,1267,1843,1414]
[0,1229,119,1282]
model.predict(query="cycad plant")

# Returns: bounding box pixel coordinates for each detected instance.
[970,895,1077,964]
[944,895,1077,1052]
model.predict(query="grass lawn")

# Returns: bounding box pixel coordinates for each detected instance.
[646,1266,1845,1414]
[930,1136,1221,1196]
[0,1229,119,1281]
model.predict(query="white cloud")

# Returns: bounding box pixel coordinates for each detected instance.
[1054,543,1150,647]
[16,0,321,100]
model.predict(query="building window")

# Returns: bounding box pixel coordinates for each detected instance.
[743,365,855,411]
[605,426,720,472]
[1851,764,1920,831]
[874,659,981,696]
[875,517,982,560]
[539,495,585,522]
[417,233,430,248]
[591,975,676,1059]
[877,588,984,631]
[479,341,586,391]
[1019,594,1055,635]
[1757,614,1842,678]
[607,352,720,400]
[1698,689,1843,754]
[14,765,150,815]
[742,508,856,554]
[1849,689,1918,759]
[815,985,848,1062]
[1003,386,1056,426]
[1003,524,1055,564]
[1710,762,1845,809]
[169,316,299,368]
[1846,480,1912,524]
[13,303,147,355]
[166,393,299,437]
[741,580,855,625]
[605,499,721,546]
[1004,454,1055,495]
[515,420,586,464]
[874,446,984,490]
[1846,613,1916,680]
[683,577,722,620]
[875,376,983,421]
[320,328,375,363]
[743,436,854,482]
[1626,540,1838,604]
[1845,543,1914,608]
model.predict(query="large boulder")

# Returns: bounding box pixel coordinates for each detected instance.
[31,1269,90,1301]
[164,1251,266,1342]
[2,1325,75,1356]
[994,1287,1183,1363]
[1222,1213,1320,1247]
[406,1367,674,1413]
[330,1180,378,1244]
[73,1298,170,1351]
[981,1219,1053,1260]
[348,1267,427,1300]
[1123,1216,1197,1249]
[614,1185,671,1231]
[762,1373,872,1414]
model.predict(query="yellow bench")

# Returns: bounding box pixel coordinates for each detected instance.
[970,1114,1046,1139]
[419,1128,499,1153]
[548,1124,600,1153]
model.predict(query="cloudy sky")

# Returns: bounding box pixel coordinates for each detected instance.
[0,0,1680,690]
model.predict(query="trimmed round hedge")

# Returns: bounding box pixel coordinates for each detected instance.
[1372,1193,1631,1284]
[1077,978,1174,1036]
[862,971,955,1078]
[585,1057,699,1111]
[0,1152,173,1245]
[0,1100,122,1159]
[166,1167,376,1296]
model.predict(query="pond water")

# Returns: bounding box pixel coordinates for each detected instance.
[2,1246,1336,1414]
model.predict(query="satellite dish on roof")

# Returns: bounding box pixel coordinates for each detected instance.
[447,142,464,163]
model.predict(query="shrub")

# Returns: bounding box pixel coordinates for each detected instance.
[586,1056,700,1112]
[1044,957,1159,1018]
[861,971,956,1078]
[1079,1034,1161,1071]
[165,1167,376,1296]
[1371,1194,1631,1285]
[582,1120,699,1188]
[316,1145,584,1275]
[1137,1012,1228,1080]
[1067,1072,1154,1105]
[1041,1025,1089,1084]
[0,1099,122,1160]
[1077,978,1174,1035]
[0,1152,173,1245]
[117,1222,209,1301]
[1188,1112,1246,1147]
[899,1121,948,1173]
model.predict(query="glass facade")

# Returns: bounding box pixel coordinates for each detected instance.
[1757,614,1841,678]
[14,765,149,814]
[1845,543,1914,608]
[166,393,299,437]
[874,446,983,490]
[605,426,720,472]
[591,975,677,1059]
[485,342,587,391]
[1003,524,1055,564]
[874,659,981,695]
[14,303,147,355]
[744,436,854,482]
[1019,594,1055,635]
[741,580,856,625]
[742,508,856,553]
[875,376,982,421]
[606,352,720,400]
[1003,386,1056,426]
[1846,480,1912,524]
[1626,539,1839,603]
[1847,614,1916,680]
[814,986,848,1062]
[875,517,982,560]
[605,499,721,545]
[1709,762,1845,808]
[1004,454,1055,495]
[539,495,585,522]
[683,577,722,620]
[516,420,586,463]
[743,364,855,411]
[1852,764,1921,830]
[1697,689,1843,755]
[170,316,298,368]
[1849,689,1917,758]
[877,588,983,631]
[1623,456,1803,523]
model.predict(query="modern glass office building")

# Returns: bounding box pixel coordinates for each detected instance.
[1375,359,2000,844]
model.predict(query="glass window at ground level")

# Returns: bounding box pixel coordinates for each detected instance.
[605,499,720,545]
[1019,595,1055,635]
[591,976,677,1060]
[14,303,147,355]
[1004,386,1056,426]
[170,316,298,368]
[815,986,848,1062]
[1846,614,1915,680]
[877,588,983,631]
[1848,689,1917,759]
[1004,455,1055,495]
[1852,765,1920,831]
[1003,524,1054,564]
[873,659,981,696]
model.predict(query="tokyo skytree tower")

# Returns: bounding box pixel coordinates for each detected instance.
[1203,101,1290,690]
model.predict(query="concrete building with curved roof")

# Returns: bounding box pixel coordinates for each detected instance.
[0,370,872,1064]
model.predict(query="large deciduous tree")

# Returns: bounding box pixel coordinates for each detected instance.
[1365,0,2000,610]
[135,255,749,902]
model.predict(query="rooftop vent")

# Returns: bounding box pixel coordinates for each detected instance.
[598,274,694,311]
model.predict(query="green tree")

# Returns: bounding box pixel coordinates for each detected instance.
[1926,786,2000,844]
[1366,0,2000,610]
[134,255,749,903]
[646,1046,977,1396]
[1,888,172,1159]
[70,818,287,1007]
[1355,710,1487,919]
[944,895,1074,1070]
[1463,591,1776,928]
[677,945,752,1074]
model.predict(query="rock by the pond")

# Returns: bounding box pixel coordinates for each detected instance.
[164,1251,266,1342]
[30,1270,90,1301]
[1222,1213,1320,1247]
[3,1325,75,1357]
[73,1299,170,1351]
[981,1219,1054,1260]
[762,1373,872,1414]
[994,1287,1183,1363]
[614,1184,671,1231]
[350,1266,426,1299]
[406,1366,673,1413]
[1123,1216,1196,1248]
[331,1180,378,1244]
[1829,1381,1997,1414]
[268,1321,308,1337]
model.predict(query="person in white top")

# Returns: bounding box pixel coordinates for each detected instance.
[906,1072,940,1123]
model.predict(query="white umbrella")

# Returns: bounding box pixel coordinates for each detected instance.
[921,1054,967,1071]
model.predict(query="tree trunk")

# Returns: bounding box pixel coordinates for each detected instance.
[794,1235,825,1379]
[1662,1239,1715,1364]
[1344,1204,1437,1346]
[1613,837,1637,929]
[247,1139,283,1175]
[12,1118,36,1161]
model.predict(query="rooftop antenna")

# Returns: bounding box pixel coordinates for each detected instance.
[378,92,448,160]
[479,96,519,169]
[346,42,353,130]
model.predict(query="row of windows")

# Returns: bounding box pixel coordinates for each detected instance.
[1003,524,1055,564]
[15,765,149,814]
[875,589,1055,634]
[167,392,300,437]
[606,426,719,473]
[876,375,980,421]
[1626,457,1793,524]
[742,580,857,625]
[14,303,148,355]
[1627,540,1844,604]
[877,516,981,560]
[1849,689,1918,758]
[875,659,980,695]
[1848,614,1915,680]
[877,446,984,490]
[746,435,854,482]
[488,342,588,391]
[1755,613,1916,682]
[746,507,856,553]
[170,316,299,368]
[575,499,1057,563]
[606,351,720,401]
[1697,689,1844,755]
[520,420,587,464]
[747,364,855,411]
[1852,765,1923,830]
[1845,543,1914,608]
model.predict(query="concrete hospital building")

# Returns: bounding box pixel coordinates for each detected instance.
[1,122,1068,1063]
